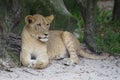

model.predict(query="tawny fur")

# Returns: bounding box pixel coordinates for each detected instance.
[20,14,109,69]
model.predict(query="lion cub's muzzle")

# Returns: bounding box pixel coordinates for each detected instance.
[38,34,49,42]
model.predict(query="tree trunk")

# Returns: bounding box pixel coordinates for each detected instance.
[0,0,22,58]
[50,0,77,31]
[113,0,120,21]
[83,0,98,52]
[76,0,98,53]
[0,23,4,58]
[20,0,77,32]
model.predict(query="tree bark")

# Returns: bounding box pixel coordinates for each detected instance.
[76,0,98,53]
[84,0,98,52]
[0,23,4,58]
[0,0,22,58]
[50,0,77,31]
[8,33,21,55]
[113,0,120,21]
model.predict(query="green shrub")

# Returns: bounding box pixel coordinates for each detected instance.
[72,7,120,55]
[95,21,120,55]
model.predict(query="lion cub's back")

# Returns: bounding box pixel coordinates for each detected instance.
[47,30,67,59]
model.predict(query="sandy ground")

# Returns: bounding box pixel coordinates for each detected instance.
[0,56,120,80]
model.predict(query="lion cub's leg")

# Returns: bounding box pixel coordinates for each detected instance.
[62,31,79,65]
[20,51,49,69]
[32,54,49,69]
[20,51,36,67]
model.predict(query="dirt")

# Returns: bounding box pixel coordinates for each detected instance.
[0,56,120,80]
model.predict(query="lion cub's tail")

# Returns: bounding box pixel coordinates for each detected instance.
[62,31,109,60]
[78,48,109,59]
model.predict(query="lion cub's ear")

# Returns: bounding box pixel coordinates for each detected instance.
[46,15,54,23]
[25,15,35,24]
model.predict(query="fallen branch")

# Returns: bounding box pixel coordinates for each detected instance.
[8,33,21,55]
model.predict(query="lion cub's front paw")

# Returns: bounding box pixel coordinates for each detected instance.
[28,60,36,68]
[63,58,79,66]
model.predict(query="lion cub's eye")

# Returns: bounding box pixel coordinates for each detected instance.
[46,24,49,26]
[37,23,41,26]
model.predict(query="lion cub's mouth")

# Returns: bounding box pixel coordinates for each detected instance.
[40,38,48,42]
[38,36,48,42]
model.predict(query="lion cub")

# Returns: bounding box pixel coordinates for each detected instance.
[20,14,108,69]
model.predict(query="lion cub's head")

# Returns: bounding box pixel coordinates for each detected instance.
[25,14,54,42]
